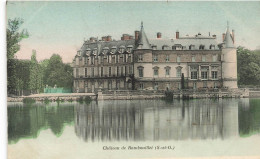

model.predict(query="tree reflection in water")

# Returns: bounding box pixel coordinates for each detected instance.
[8,99,260,144]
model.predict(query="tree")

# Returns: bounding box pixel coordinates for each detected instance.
[7,18,29,95]
[237,47,260,86]
[7,18,29,59]
[43,54,73,88]
[29,50,43,94]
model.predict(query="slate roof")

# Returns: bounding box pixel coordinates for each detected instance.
[79,39,135,57]
[136,22,151,49]
[149,35,219,50]
[223,25,234,48]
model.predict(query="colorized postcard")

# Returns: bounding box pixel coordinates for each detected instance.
[6,1,260,159]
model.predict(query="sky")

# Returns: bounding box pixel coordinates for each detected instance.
[6,1,260,63]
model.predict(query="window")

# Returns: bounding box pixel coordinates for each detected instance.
[121,67,124,76]
[138,54,143,61]
[85,57,88,65]
[116,55,119,63]
[203,81,207,88]
[129,54,132,62]
[192,56,196,62]
[101,56,104,64]
[107,55,111,63]
[202,55,206,62]
[189,45,195,50]
[138,68,143,77]
[165,68,170,76]
[212,71,218,79]
[214,82,218,88]
[117,66,119,76]
[115,81,119,90]
[125,66,128,75]
[166,55,169,62]
[154,83,158,90]
[85,68,87,77]
[193,82,197,89]
[91,56,94,65]
[176,68,182,77]
[199,45,205,50]
[212,55,217,62]
[154,69,158,76]
[100,67,103,77]
[153,55,158,62]
[124,54,127,62]
[191,71,198,79]
[139,83,144,90]
[128,66,132,74]
[210,45,215,50]
[177,56,181,62]
[109,67,111,77]
[91,68,94,77]
[201,71,208,79]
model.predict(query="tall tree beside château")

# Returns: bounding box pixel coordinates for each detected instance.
[44,54,73,88]
[29,50,43,94]
[7,18,29,95]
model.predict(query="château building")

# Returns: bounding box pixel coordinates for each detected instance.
[72,22,237,93]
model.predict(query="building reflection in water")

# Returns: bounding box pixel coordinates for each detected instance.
[74,99,241,142]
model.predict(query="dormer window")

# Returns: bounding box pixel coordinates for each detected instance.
[172,44,182,50]
[189,45,195,50]
[103,47,109,55]
[199,45,205,50]
[93,48,97,56]
[210,45,215,50]
[119,46,125,53]
[127,45,133,52]
[111,46,117,53]
[162,45,170,50]
[152,45,157,50]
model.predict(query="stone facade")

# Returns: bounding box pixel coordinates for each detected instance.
[72,23,237,93]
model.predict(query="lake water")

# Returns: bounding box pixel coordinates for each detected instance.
[8,99,260,159]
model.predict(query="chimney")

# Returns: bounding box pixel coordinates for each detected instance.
[176,30,179,39]
[222,33,226,42]
[135,31,139,41]
[157,32,162,38]
[212,34,216,38]
[102,36,107,41]
[107,36,112,42]
[122,34,130,41]
[90,37,95,42]
[232,29,235,44]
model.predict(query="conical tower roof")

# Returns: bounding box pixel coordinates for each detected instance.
[136,22,151,49]
[223,22,234,48]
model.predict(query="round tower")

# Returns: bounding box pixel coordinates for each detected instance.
[221,23,238,89]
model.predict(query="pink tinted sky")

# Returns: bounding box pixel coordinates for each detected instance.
[7,1,260,63]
